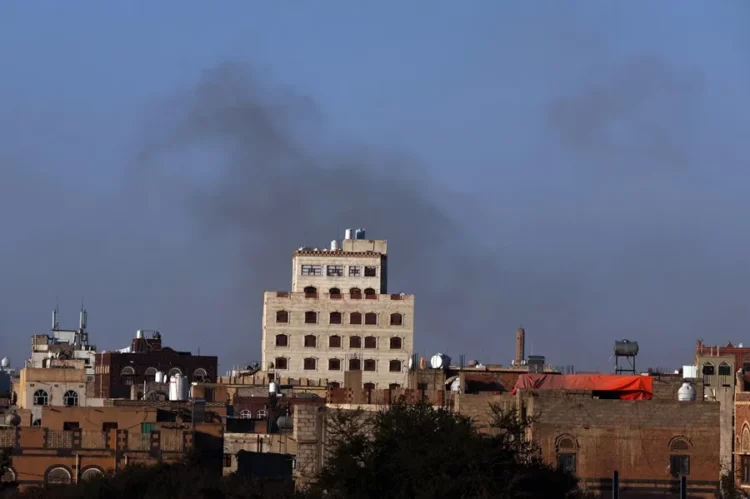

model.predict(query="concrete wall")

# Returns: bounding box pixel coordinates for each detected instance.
[262,292,414,387]
[223,432,296,475]
[291,251,386,294]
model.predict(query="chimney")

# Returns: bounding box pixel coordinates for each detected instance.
[515,327,526,365]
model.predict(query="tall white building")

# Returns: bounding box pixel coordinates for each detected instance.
[261,229,414,388]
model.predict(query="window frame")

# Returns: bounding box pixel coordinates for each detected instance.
[364,359,377,372]
[350,336,362,348]
[301,265,322,276]
[329,311,342,325]
[304,311,318,324]
[389,360,402,372]
[274,357,288,370]
[389,337,402,350]
[33,389,49,406]
[276,310,289,323]
[303,358,317,371]
[327,265,344,277]
[328,358,341,371]
[365,312,378,325]
[304,335,317,348]
[364,336,377,349]
[63,390,79,407]
[329,335,342,348]
[349,266,361,277]
[275,334,289,347]
[364,266,377,277]
[390,313,403,326]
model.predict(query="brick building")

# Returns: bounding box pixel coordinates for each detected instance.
[93,330,217,399]
[261,230,415,388]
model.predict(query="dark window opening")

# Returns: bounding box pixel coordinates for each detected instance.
[304,335,317,348]
[304,286,318,298]
[389,360,402,372]
[276,310,289,323]
[330,288,341,299]
[102,422,118,432]
[304,358,317,370]
[364,382,375,391]
[275,334,288,347]
[364,266,377,277]
[390,313,403,326]
[388,383,400,390]
[305,311,317,324]
[275,358,288,370]
[224,454,232,468]
[330,312,342,324]
[327,265,344,277]
[349,358,361,371]
[364,359,376,371]
[365,313,377,325]
[328,359,341,371]
[557,454,576,474]
[350,288,362,299]
[390,337,402,349]
[364,336,377,349]
[63,422,80,431]
[670,455,690,476]
[350,312,362,325]
[329,335,342,348]
[350,336,362,348]
[365,288,376,299]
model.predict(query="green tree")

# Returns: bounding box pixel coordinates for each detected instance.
[306,399,581,499]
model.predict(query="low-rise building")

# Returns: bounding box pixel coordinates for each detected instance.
[15,360,90,426]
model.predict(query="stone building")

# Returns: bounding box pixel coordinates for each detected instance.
[27,307,97,379]
[261,229,415,388]
[93,330,217,399]
[15,360,90,426]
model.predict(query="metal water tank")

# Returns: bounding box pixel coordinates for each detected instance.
[330,240,339,251]
[155,371,164,384]
[269,382,280,394]
[355,228,366,240]
[678,382,696,402]
[176,375,188,400]
[344,229,353,240]
[430,353,451,370]
[168,375,177,401]
[1,357,9,368]
[614,340,639,356]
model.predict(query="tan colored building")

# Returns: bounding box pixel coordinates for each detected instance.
[261,230,415,388]
[15,360,90,425]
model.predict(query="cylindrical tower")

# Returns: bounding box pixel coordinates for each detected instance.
[515,327,526,364]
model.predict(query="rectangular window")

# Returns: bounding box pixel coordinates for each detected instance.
[301,265,322,276]
[556,453,576,474]
[141,422,155,435]
[349,266,361,277]
[224,454,232,468]
[63,422,80,431]
[364,266,377,277]
[102,422,118,432]
[327,265,344,277]
[743,456,750,484]
[670,455,690,476]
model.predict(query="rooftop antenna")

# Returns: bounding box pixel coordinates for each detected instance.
[52,300,60,331]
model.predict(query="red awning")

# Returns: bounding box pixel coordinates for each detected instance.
[512,373,653,400]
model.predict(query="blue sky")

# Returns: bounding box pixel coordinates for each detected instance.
[0,2,748,374]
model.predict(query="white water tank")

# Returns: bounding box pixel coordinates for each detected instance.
[136,330,144,339]
[269,381,280,394]
[678,381,696,402]
[176,375,188,400]
[430,353,451,370]
[155,371,164,383]
[682,365,697,379]
[344,229,353,240]
[169,376,177,400]
[330,240,339,251]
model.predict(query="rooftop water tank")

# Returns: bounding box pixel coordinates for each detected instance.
[614,340,639,356]
[269,381,280,394]
[344,229,353,240]
[0,357,9,368]
[155,371,164,383]
[330,240,339,251]
[430,353,451,370]
[678,381,696,402]
[4,413,21,426]
[355,228,366,240]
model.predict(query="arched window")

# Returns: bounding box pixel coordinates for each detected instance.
[364,382,375,391]
[364,336,377,349]
[33,389,49,406]
[167,367,182,378]
[350,288,362,299]
[350,336,362,348]
[364,288,376,299]
[80,467,103,481]
[390,313,403,326]
[276,310,289,323]
[743,425,750,453]
[329,335,342,348]
[239,410,252,419]
[669,437,690,476]
[121,366,135,386]
[388,383,401,390]
[329,312,342,325]
[46,466,72,485]
[1,468,15,483]
[556,435,577,473]
[365,313,377,325]
[304,335,317,348]
[304,286,317,298]
[350,312,362,325]
[274,357,288,370]
[329,288,341,298]
[328,359,341,371]
[275,334,289,347]
[390,337,402,350]
[389,360,402,372]
[193,368,208,383]
[349,358,361,371]
[702,362,714,386]
[63,390,79,407]
[305,311,318,324]
[328,381,341,389]
[719,362,732,386]
[304,358,317,370]
[144,367,157,382]
[364,359,376,371]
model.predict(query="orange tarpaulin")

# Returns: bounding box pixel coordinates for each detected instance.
[512,374,653,400]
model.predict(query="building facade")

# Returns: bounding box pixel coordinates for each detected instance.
[94,331,218,399]
[27,308,97,379]
[261,230,415,388]
[15,360,89,426]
